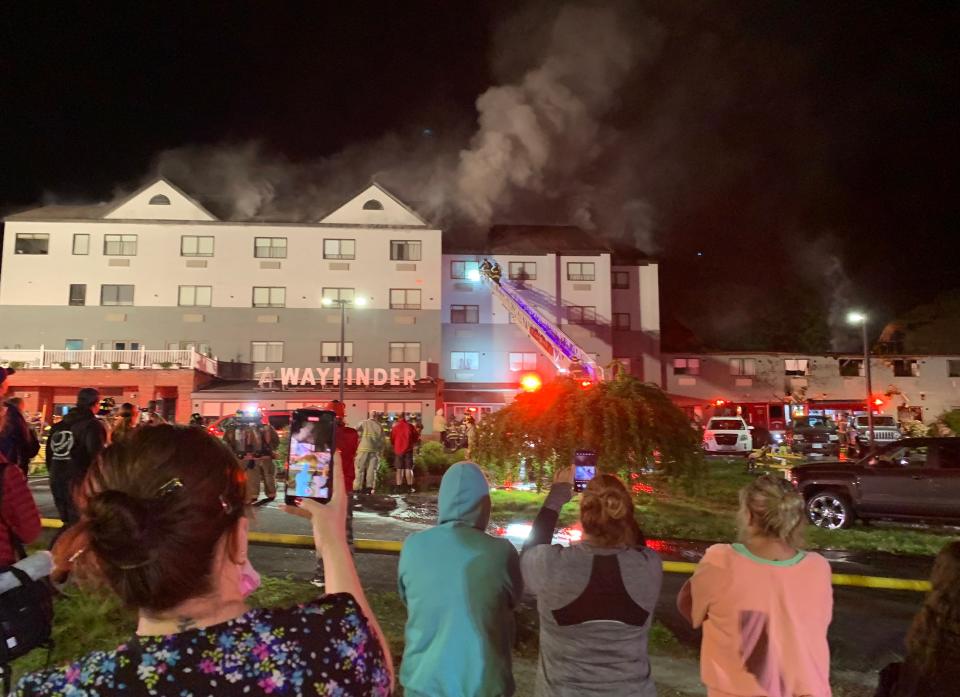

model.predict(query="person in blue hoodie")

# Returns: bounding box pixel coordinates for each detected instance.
[398,461,522,697]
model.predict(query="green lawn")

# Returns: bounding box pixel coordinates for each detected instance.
[11,577,697,696]
[490,459,958,557]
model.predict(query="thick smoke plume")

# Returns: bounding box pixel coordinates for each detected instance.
[147,1,664,251]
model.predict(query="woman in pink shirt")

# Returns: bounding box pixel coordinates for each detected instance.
[678,474,833,697]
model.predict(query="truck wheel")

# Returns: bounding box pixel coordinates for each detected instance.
[806,491,855,530]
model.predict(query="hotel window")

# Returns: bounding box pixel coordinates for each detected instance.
[613,313,631,330]
[15,233,49,255]
[149,194,171,205]
[567,262,596,281]
[948,360,960,378]
[251,341,284,363]
[100,284,134,306]
[178,285,212,307]
[673,358,700,376]
[893,359,920,377]
[508,261,537,280]
[568,306,597,325]
[170,340,212,355]
[65,339,84,351]
[103,234,137,256]
[450,304,479,324]
[72,233,90,255]
[321,288,355,306]
[390,342,421,363]
[252,287,286,308]
[390,240,422,261]
[451,351,480,371]
[839,359,864,377]
[450,260,480,279]
[98,340,141,351]
[321,341,354,363]
[612,271,629,289]
[729,358,757,376]
[390,289,421,310]
[323,238,356,260]
[509,352,537,371]
[784,359,809,376]
[68,283,87,306]
[181,235,214,257]
[254,237,287,259]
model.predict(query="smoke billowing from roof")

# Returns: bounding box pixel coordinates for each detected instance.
[148,2,663,251]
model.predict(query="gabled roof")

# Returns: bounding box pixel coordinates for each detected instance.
[103,178,217,221]
[318,182,430,227]
[5,178,217,223]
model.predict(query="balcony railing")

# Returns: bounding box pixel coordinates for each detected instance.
[0,347,219,375]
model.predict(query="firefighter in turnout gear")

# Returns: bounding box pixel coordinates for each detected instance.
[223,411,279,504]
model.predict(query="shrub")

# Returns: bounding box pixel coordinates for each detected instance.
[60,361,73,370]
[475,373,705,489]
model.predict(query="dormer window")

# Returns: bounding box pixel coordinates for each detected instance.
[149,194,171,205]
[362,199,384,210]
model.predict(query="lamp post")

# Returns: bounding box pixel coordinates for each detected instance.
[847,311,875,451]
[322,295,367,403]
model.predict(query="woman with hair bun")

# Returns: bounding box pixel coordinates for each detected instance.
[521,466,663,697]
[678,474,833,697]
[14,424,393,697]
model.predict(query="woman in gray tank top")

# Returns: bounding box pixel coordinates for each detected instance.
[521,467,664,697]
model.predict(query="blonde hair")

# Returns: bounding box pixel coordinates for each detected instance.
[738,474,806,548]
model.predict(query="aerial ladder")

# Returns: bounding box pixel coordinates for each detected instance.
[479,263,605,382]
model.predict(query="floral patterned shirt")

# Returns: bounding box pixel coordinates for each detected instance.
[14,593,391,697]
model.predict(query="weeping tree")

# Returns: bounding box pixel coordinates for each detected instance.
[474,372,705,488]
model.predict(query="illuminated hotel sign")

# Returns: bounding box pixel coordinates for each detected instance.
[257,362,427,389]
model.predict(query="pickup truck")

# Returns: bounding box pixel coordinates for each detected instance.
[786,415,841,456]
[790,438,960,529]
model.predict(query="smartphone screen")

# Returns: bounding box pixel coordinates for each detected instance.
[573,450,598,493]
[284,408,336,505]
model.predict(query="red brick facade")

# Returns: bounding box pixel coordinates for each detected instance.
[4,368,215,423]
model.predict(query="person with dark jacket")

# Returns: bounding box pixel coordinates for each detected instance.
[875,541,960,697]
[1,396,40,477]
[399,462,522,697]
[0,452,42,566]
[46,388,107,524]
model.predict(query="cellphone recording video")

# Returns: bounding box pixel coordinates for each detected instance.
[573,450,598,493]
[284,408,336,505]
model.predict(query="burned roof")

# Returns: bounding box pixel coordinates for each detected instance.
[444,224,617,255]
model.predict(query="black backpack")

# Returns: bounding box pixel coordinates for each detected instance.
[0,462,54,693]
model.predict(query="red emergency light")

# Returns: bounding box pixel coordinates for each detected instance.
[713,399,726,407]
[873,398,884,406]
[579,379,593,389]
[520,373,543,393]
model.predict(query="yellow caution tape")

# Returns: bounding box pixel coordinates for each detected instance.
[38,518,931,591]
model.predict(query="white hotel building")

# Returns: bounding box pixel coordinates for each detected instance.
[0,178,662,427]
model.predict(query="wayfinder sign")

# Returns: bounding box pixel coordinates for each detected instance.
[257,363,425,389]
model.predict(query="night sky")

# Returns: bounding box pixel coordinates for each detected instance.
[2,2,957,351]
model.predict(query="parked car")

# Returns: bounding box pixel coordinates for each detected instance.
[702,416,753,456]
[790,438,960,529]
[845,414,902,457]
[786,415,841,456]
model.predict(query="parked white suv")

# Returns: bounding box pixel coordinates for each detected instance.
[703,417,754,456]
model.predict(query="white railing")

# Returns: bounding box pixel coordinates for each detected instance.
[481,271,604,380]
[0,347,218,375]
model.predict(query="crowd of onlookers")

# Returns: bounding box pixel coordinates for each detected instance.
[1,367,959,696]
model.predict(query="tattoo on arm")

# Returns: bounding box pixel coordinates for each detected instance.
[176,617,197,633]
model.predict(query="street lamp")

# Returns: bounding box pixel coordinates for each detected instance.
[322,295,366,402]
[847,311,875,451]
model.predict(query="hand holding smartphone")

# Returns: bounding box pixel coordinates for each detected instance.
[573,450,598,493]
[284,408,336,505]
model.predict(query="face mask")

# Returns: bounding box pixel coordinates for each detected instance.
[239,558,261,598]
